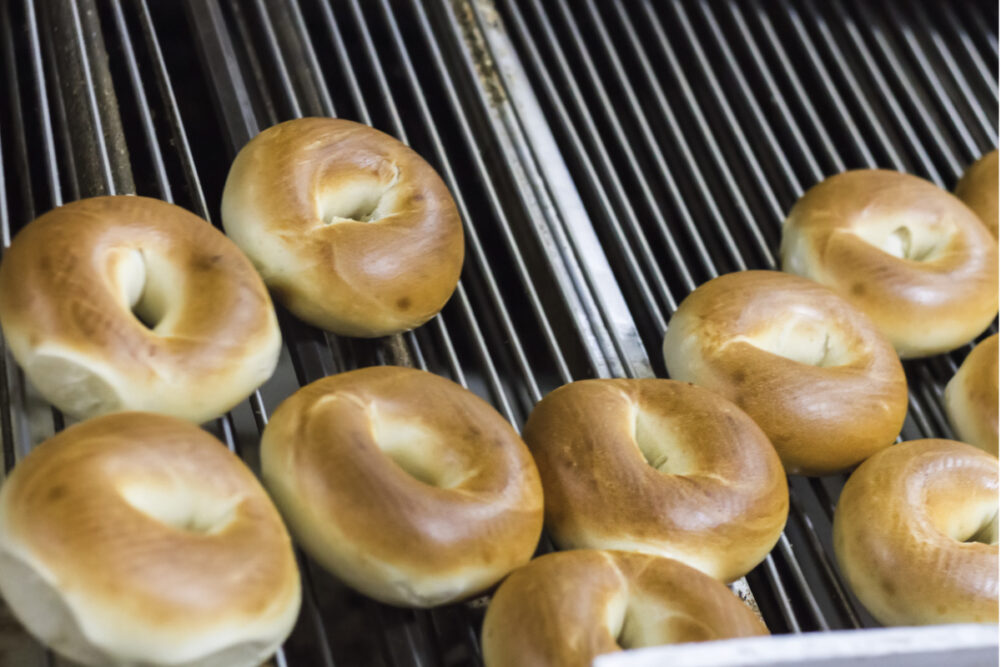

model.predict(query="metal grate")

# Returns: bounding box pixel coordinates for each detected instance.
[0,1,599,664]
[0,0,997,665]
[494,0,999,636]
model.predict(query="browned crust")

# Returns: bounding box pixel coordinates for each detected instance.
[0,195,275,371]
[0,195,281,421]
[833,439,998,626]
[260,366,543,607]
[221,117,464,337]
[0,413,300,634]
[522,378,788,582]
[663,270,908,475]
[482,550,768,667]
[956,149,999,238]
[945,334,999,456]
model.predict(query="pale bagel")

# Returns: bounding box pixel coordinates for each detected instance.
[781,169,998,357]
[0,195,281,423]
[956,149,998,238]
[0,413,301,666]
[261,365,543,607]
[833,439,998,626]
[944,334,998,456]
[221,117,464,337]
[663,270,908,475]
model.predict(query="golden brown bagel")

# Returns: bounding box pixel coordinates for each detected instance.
[956,149,999,238]
[260,365,543,607]
[833,439,998,626]
[0,195,281,423]
[221,117,464,337]
[522,379,788,582]
[482,550,768,667]
[945,334,999,456]
[781,169,998,357]
[663,271,908,476]
[0,413,301,667]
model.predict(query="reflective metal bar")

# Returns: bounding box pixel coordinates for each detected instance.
[409,0,574,393]
[667,0,791,217]
[250,0,302,119]
[699,1,812,191]
[64,0,117,194]
[445,0,643,380]
[831,0,948,182]
[786,0,908,172]
[499,0,674,330]
[24,0,60,206]
[0,72,15,478]
[284,0,337,118]
[937,2,1000,104]
[379,0,554,404]
[909,2,997,148]
[746,0,847,173]
[581,0,749,273]
[316,0,367,122]
[558,7,716,286]
[134,0,209,220]
[521,0,691,310]
[617,0,777,267]
[108,1,171,200]
[879,1,987,163]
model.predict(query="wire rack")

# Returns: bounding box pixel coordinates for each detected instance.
[0,0,996,665]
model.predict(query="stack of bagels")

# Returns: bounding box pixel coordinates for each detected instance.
[0,115,995,667]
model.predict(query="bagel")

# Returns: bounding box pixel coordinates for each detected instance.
[833,439,998,626]
[221,117,464,337]
[522,378,788,582]
[781,169,998,357]
[0,195,281,423]
[0,413,301,666]
[956,149,998,238]
[482,549,768,667]
[945,334,998,456]
[260,365,543,607]
[663,270,908,476]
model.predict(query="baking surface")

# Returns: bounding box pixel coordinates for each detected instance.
[0,0,997,665]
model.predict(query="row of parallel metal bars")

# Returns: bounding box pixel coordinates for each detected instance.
[494,0,998,637]
[0,0,648,664]
[0,0,997,664]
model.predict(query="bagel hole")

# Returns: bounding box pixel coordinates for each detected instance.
[932,491,1000,546]
[616,598,713,649]
[322,191,384,224]
[372,417,469,489]
[632,407,696,476]
[107,248,161,330]
[747,316,852,367]
[965,510,999,546]
[120,483,238,535]
[109,248,145,310]
[131,301,162,330]
[854,220,948,262]
[885,226,912,259]
[111,249,176,331]
[320,164,400,225]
